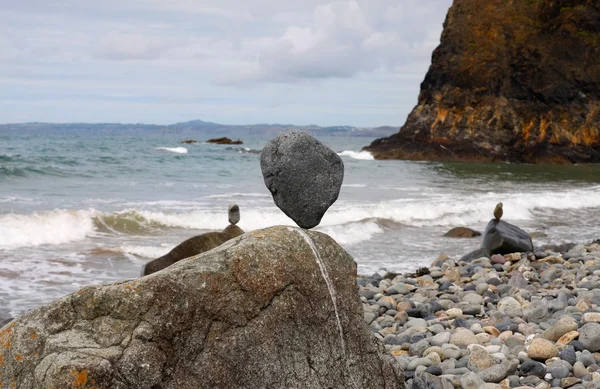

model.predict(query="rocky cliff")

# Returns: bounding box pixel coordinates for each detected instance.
[365,0,600,163]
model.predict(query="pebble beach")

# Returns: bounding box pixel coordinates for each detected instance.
[360,240,600,389]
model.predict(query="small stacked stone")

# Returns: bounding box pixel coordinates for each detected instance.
[359,241,600,389]
[229,204,240,225]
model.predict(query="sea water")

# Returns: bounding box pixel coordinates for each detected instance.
[2,126,600,317]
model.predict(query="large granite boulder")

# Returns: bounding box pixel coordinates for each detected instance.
[482,219,533,255]
[142,224,244,276]
[1,226,404,389]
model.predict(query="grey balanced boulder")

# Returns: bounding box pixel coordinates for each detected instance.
[482,219,533,255]
[141,224,244,276]
[260,131,344,229]
[1,226,404,389]
[228,203,240,225]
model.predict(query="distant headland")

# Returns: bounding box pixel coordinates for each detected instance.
[0,120,398,139]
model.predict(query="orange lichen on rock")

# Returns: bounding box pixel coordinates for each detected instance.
[71,369,89,388]
[0,327,12,349]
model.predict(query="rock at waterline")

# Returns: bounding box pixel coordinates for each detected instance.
[180,139,197,144]
[482,219,533,255]
[1,226,404,389]
[443,227,481,238]
[228,203,240,225]
[141,224,244,276]
[207,137,243,145]
[460,247,490,262]
[260,131,344,229]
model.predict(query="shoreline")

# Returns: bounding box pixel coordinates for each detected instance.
[359,240,600,388]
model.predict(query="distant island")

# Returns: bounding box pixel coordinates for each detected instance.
[365,0,600,164]
[0,120,398,139]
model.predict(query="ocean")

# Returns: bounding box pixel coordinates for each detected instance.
[2,126,600,318]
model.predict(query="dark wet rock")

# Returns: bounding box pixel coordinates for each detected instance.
[142,224,244,276]
[482,220,533,256]
[180,139,197,144]
[424,365,443,376]
[496,321,518,333]
[560,346,577,366]
[260,131,344,229]
[569,340,586,352]
[1,226,404,389]
[206,137,243,145]
[443,227,481,238]
[460,247,490,263]
[519,360,546,378]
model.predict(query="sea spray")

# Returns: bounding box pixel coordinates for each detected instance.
[155,147,188,154]
[338,150,375,160]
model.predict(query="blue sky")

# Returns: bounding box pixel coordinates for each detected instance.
[0,0,452,126]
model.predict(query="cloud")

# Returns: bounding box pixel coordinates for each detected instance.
[0,0,453,126]
[218,0,449,84]
[94,33,185,60]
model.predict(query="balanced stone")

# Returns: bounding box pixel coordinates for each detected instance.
[482,219,533,255]
[260,131,344,229]
[228,204,240,225]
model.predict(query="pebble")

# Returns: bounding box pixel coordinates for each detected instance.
[520,359,546,378]
[468,344,498,371]
[527,338,558,361]
[579,323,600,352]
[358,241,600,387]
[450,328,479,347]
[548,360,571,379]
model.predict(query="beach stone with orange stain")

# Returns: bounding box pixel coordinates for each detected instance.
[0,226,403,389]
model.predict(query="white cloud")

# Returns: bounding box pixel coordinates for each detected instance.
[0,0,453,126]
[218,0,449,84]
[94,33,186,60]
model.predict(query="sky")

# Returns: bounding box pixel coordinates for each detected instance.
[0,0,453,127]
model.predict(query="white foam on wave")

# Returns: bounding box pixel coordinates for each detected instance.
[318,220,384,245]
[0,209,97,249]
[118,244,172,258]
[323,185,600,229]
[155,147,188,154]
[2,185,598,249]
[337,150,374,160]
